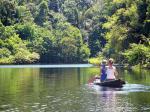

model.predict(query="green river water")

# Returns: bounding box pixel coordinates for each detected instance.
[0,64,150,112]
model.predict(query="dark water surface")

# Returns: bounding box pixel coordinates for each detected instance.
[0,65,150,112]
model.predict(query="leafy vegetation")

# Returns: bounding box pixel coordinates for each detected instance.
[0,0,149,66]
[0,0,90,64]
[100,0,150,67]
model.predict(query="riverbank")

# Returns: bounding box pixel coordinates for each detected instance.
[88,58,100,65]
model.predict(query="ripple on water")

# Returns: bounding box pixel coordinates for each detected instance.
[0,107,20,112]
[0,104,14,112]
[88,83,150,94]
[122,84,150,92]
[80,83,150,112]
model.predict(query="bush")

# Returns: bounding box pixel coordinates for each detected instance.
[0,48,11,58]
[123,44,150,65]
[88,58,101,65]
[14,48,39,64]
[0,56,14,64]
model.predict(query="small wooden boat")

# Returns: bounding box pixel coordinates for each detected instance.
[94,79,125,88]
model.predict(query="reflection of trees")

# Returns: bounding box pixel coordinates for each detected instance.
[39,68,80,90]
[0,68,41,108]
[0,67,150,111]
[122,69,150,85]
[116,68,150,111]
[128,92,150,111]
[79,67,100,84]
[38,67,100,88]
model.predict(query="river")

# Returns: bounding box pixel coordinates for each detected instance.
[0,64,150,112]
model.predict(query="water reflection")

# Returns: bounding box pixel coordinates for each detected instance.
[0,66,150,112]
[118,68,150,85]
[87,84,132,112]
[88,84,150,112]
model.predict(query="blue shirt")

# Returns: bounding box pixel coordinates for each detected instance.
[100,64,107,81]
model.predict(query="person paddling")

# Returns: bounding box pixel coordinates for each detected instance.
[106,58,118,80]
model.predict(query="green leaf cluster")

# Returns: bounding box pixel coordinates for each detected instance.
[100,0,150,66]
[0,0,149,65]
[0,0,91,64]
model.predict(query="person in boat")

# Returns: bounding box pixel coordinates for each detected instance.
[106,58,118,80]
[100,59,107,82]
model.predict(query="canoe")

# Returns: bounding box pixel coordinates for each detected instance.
[94,79,125,88]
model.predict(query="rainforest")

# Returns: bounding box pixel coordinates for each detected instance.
[0,0,150,67]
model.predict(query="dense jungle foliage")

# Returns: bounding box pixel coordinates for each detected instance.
[0,0,149,66]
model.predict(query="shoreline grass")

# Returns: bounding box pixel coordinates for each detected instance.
[88,58,101,65]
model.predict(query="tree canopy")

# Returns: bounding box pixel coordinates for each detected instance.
[0,0,149,66]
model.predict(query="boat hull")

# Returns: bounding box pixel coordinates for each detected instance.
[94,79,125,88]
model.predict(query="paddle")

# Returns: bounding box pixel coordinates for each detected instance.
[88,75,100,84]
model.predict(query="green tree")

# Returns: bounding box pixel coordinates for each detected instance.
[34,0,49,26]
[123,43,150,66]
[0,0,17,26]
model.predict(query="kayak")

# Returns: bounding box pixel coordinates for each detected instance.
[94,79,125,88]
